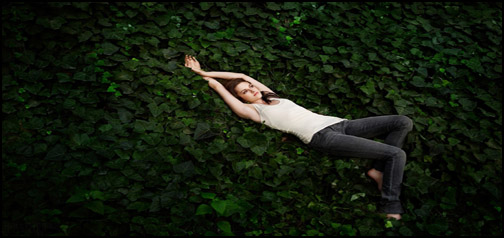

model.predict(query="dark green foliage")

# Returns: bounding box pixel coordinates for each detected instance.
[2,2,502,236]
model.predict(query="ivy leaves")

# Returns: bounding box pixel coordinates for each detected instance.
[2,2,502,236]
[236,131,269,156]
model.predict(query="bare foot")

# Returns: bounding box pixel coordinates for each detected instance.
[386,214,402,220]
[367,168,383,191]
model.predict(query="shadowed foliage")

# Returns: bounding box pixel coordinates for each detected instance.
[2,2,501,236]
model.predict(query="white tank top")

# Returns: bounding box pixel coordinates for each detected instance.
[252,98,347,144]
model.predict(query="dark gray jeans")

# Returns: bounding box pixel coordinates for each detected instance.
[308,115,413,214]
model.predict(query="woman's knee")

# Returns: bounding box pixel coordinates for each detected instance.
[391,148,407,165]
[397,115,413,131]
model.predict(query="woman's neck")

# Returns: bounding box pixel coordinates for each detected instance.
[251,98,269,105]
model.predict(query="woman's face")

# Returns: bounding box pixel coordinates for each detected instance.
[235,82,261,103]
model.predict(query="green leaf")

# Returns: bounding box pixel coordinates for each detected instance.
[266,2,281,11]
[102,28,126,40]
[350,192,365,201]
[458,98,477,111]
[188,97,201,109]
[448,138,460,146]
[78,31,93,42]
[237,136,251,148]
[291,59,309,67]
[196,204,213,215]
[140,75,157,85]
[417,67,428,77]
[89,191,106,201]
[141,133,161,146]
[66,193,86,203]
[168,28,183,38]
[194,122,215,140]
[204,21,220,30]
[394,99,415,115]
[410,48,422,56]
[359,80,376,96]
[385,220,393,228]
[319,55,330,63]
[208,138,228,154]
[323,64,334,73]
[115,71,134,81]
[85,201,104,215]
[222,43,238,56]
[117,108,133,123]
[201,192,217,199]
[465,57,482,72]
[251,145,267,156]
[410,76,426,87]
[217,221,232,234]
[126,201,150,212]
[146,36,160,47]
[101,42,119,55]
[250,167,263,179]
[200,2,214,10]
[36,16,67,30]
[173,161,195,176]
[73,72,87,81]
[277,165,295,177]
[211,200,227,216]
[45,144,67,161]
[71,133,90,146]
[263,51,279,61]
[107,82,119,93]
[148,102,163,117]
[161,48,179,59]
[234,42,250,52]
[162,60,178,72]
[283,2,298,10]
[391,63,408,72]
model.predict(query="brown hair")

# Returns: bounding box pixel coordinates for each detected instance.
[223,78,280,104]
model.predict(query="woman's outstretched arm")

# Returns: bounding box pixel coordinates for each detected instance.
[185,55,275,93]
[185,55,251,119]
[203,76,252,119]
[196,70,275,94]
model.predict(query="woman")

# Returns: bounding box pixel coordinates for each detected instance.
[184,55,413,220]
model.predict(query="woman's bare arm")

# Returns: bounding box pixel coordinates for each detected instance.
[196,70,275,94]
[195,70,242,80]
[204,76,250,119]
[186,55,275,93]
[184,55,267,120]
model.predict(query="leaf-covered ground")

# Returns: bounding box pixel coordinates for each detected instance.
[2,2,502,236]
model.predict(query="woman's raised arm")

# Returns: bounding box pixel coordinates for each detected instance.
[185,55,275,93]
[185,55,249,118]
[202,76,251,120]
[197,70,275,94]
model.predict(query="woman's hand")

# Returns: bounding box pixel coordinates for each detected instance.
[184,55,203,74]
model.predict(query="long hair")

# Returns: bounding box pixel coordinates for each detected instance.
[223,78,280,104]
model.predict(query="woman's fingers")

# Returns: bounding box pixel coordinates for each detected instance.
[189,56,201,69]
[185,55,200,70]
[185,55,193,67]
